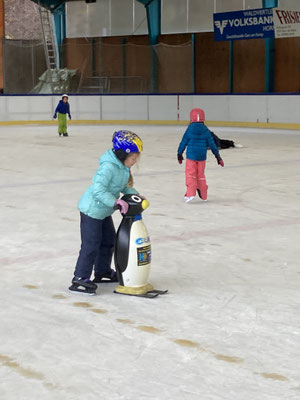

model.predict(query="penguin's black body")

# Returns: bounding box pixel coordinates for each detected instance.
[114,194,167,298]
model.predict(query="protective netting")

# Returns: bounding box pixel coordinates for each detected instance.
[3,38,193,94]
[153,41,193,93]
[3,39,46,94]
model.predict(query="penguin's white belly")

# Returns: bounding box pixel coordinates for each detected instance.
[122,219,151,287]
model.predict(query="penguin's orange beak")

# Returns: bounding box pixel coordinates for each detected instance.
[142,199,150,210]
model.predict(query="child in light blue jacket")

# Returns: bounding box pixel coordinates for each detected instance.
[69,130,143,295]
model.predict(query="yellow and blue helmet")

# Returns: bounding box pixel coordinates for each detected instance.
[112,130,143,154]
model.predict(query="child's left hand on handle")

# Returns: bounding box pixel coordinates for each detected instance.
[114,199,129,215]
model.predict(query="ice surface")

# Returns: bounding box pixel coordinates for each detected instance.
[0,124,300,400]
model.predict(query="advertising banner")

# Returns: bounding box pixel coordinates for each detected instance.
[273,8,300,38]
[213,8,274,41]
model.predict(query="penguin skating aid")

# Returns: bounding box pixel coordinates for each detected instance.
[114,194,168,298]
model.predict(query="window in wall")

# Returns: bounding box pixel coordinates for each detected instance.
[88,0,111,37]
[188,0,214,32]
[278,0,300,7]
[66,1,89,38]
[161,0,188,34]
[216,0,244,13]
[66,0,110,38]
[111,0,133,36]
[133,1,148,35]
[245,0,262,9]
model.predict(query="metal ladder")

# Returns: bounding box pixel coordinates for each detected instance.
[39,5,59,91]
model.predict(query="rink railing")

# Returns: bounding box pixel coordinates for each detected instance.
[1,94,300,130]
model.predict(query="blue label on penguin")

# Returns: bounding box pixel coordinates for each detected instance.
[136,237,150,245]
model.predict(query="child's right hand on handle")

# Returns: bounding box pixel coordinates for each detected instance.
[216,155,224,167]
[53,113,57,119]
[177,154,184,164]
[114,199,129,215]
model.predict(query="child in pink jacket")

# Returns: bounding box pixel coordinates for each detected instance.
[177,108,224,203]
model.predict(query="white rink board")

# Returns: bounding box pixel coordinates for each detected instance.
[101,95,148,120]
[148,95,178,120]
[1,94,300,124]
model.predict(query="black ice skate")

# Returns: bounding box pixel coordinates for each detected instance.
[69,277,97,295]
[93,270,118,283]
[63,133,69,137]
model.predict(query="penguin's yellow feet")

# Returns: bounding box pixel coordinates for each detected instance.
[114,283,154,296]
[114,284,168,298]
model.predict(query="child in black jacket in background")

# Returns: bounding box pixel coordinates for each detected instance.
[211,132,243,149]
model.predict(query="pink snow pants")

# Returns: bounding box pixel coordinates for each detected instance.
[185,159,208,200]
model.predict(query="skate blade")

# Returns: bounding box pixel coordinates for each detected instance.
[68,284,96,296]
[146,289,168,295]
[68,289,96,296]
[114,289,168,298]
[114,290,159,299]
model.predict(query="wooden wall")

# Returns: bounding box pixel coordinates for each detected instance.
[63,37,150,74]
[233,38,265,93]
[195,32,229,93]
[274,37,300,93]
[44,31,300,95]
[63,36,152,92]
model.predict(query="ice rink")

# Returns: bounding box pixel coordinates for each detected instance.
[1,123,300,400]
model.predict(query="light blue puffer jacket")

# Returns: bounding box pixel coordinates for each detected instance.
[78,149,138,220]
